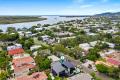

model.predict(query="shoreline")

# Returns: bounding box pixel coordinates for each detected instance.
[0,16,47,24]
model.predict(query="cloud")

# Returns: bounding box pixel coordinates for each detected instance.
[80,4,93,8]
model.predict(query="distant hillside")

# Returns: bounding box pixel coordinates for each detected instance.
[94,12,120,17]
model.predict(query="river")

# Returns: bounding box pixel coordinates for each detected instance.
[0,16,85,32]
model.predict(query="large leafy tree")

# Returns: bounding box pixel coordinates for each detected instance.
[60,38,78,47]
[18,38,34,49]
[0,33,19,41]
[96,64,120,79]
[6,27,16,33]
[96,64,108,73]
[87,48,100,61]
[0,51,11,78]
[95,42,109,50]
[72,46,83,59]
[112,36,120,45]
[35,55,51,71]
[53,44,66,53]
[0,51,10,70]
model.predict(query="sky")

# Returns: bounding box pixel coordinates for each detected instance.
[0,0,120,15]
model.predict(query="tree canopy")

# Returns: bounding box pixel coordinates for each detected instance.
[35,55,51,71]
[0,33,19,41]
[96,64,120,79]
[87,48,100,61]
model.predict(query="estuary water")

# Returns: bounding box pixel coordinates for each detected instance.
[0,16,85,32]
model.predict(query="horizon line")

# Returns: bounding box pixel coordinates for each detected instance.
[0,11,119,16]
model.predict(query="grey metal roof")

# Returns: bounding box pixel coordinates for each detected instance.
[62,61,75,68]
[51,61,65,74]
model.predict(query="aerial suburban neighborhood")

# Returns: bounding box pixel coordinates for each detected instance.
[0,15,120,80]
[0,0,120,80]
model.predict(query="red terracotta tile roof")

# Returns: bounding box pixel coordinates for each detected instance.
[8,48,24,55]
[12,56,36,73]
[107,58,120,66]
[12,56,35,66]
[17,76,28,80]
[13,64,35,73]
[16,72,48,80]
